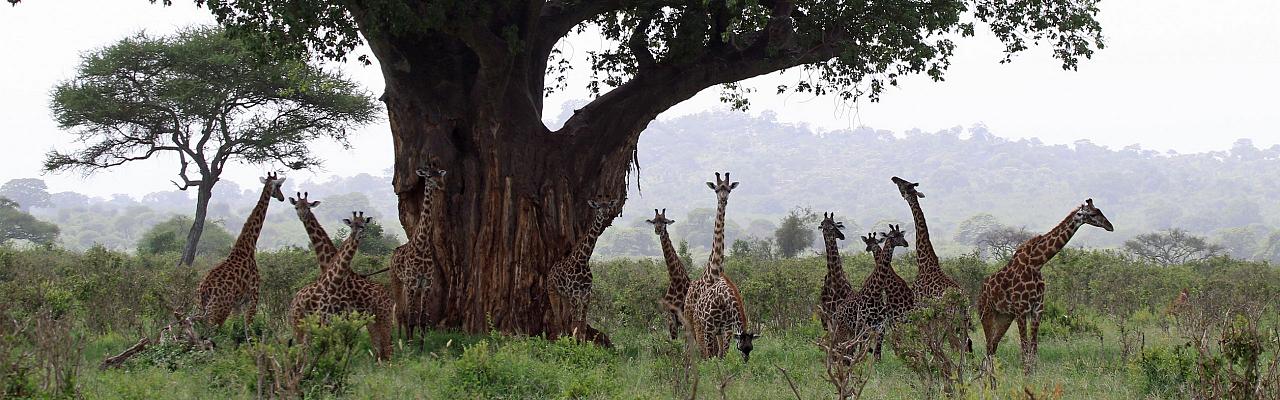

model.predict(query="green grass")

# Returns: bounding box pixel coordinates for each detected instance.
[69,318,1203,399]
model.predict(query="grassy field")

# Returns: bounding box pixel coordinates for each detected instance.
[2,245,1277,399]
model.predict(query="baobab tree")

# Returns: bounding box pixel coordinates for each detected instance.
[44,27,379,266]
[82,0,1102,341]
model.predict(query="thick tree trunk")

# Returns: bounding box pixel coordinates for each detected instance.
[381,82,634,344]
[179,183,214,267]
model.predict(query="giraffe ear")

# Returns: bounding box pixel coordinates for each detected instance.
[289,197,298,205]
[310,201,321,208]
[259,177,267,184]
[342,219,351,225]
[1086,198,1094,206]
[729,182,739,190]
[706,182,716,190]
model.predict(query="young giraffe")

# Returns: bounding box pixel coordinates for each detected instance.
[828,233,891,354]
[817,212,854,331]
[891,176,973,352]
[855,224,915,359]
[288,212,396,361]
[289,191,337,272]
[646,208,690,340]
[978,199,1113,377]
[548,195,619,337]
[683,172,758,362]
[390,163,447,340]
[195,172,285,331]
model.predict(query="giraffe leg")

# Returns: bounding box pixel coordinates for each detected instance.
[1027,310,1043,376]
[371,313,393,362]
[242,297,258,343]
[980,311,1014,387]
[667,310,681,340]
[1016,314,1032,376]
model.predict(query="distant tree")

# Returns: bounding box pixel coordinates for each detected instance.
[954,213,1003,245]
[731,237,774,261]
[0,179,52,211]
[976,226,1034,261]
[0,197,60,246]
[774,207,820,258]
[1124,228,1225,266]
[332,220,401,257]
[677,239,695,270]
[44,27,379,266]
[137,215,234,257]
[1212,225,1268,260]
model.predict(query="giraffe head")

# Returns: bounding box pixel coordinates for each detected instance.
[705,172,739,198]
[879,224,910,250]
[819,212,846,241]
[342,211,372,237]
[861,232,883,253]
[890,176,925,200]
[586,195,622,226]
[260,172,287,202]
[734,324,760,363]
[1074,198,1114,232]
[288,191,321,218]
[415,162,447,192]
[645,208,675,234]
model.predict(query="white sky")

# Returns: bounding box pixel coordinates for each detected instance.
[1,0,1277,198]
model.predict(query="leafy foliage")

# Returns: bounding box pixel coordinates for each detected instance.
[1125,228,1224,266]
[137,215,234,257]
[774,206,820,258]
[0,197,60,246]
[0,179,52,211]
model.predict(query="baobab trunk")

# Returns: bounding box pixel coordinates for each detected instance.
[383,84,634,344]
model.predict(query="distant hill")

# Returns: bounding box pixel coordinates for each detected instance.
[13,110,1280,261]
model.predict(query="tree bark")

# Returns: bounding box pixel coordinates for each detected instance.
[179,182,214,266]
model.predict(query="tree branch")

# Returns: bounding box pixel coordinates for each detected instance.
[627,12,656,72]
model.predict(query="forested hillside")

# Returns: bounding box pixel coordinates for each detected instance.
[8,111,1280,261]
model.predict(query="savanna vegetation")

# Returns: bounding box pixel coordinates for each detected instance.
[2,242,1276,398]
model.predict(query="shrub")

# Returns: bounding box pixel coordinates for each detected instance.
[1134,344,1195,396]
[137,215,235,257]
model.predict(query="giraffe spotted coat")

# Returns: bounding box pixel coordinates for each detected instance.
[977,199,1113,376]
[289,212,396,360]
[647,208,690,340]
[548,196,619,333]
[683,172,757,362]
[196,173,285,328]
[390,164,446,339]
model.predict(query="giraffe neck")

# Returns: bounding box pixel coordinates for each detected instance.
[904,195,941,274]
[409,182,436,248]
[874,243,900,275]
[298,207,336,269]
[569,212,607,266]
[822,232,850,294]
[230,184,274,258]
[656,226,687,283]
[327,226,364,277]
[1030,210,1084,269]
[706,193,729,276]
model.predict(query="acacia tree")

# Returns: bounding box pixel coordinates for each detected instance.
[44,27,379,266]
[1125,228,1224,266]
[139,0,1103,341]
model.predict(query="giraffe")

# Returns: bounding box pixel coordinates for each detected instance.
[646,208,690,340]
[683,172,758,362]
[977,199,1113,376]
[289,191,337,272]
[547,195,619,338]
[852,224,914,360]
[195,172,285,331]
[817,212,854,331]
[288,212,396,361]
[389,163,446,340]
[891,176,973,352]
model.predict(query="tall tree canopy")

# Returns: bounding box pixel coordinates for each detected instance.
[44,26,379,266]
[122,0,1102,341]
[0,197,60,246]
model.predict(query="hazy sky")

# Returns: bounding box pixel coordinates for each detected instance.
[2,1,1277,198]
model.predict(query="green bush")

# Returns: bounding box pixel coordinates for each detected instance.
[137,215,235,257]
[1134,344,1195,396]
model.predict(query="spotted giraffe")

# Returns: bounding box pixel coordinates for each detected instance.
[290,191,337,272]
[817,212,854,331]
[646,208,690,340]
[289,212,396,361]
[390,163,446,339]
[828,233,889,351]
[978,199,1113,376]
[684,172,758,362]
[195,172,285,330]
[891,176,973,352]
[848,224,914,359]
[548,195,619,337]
